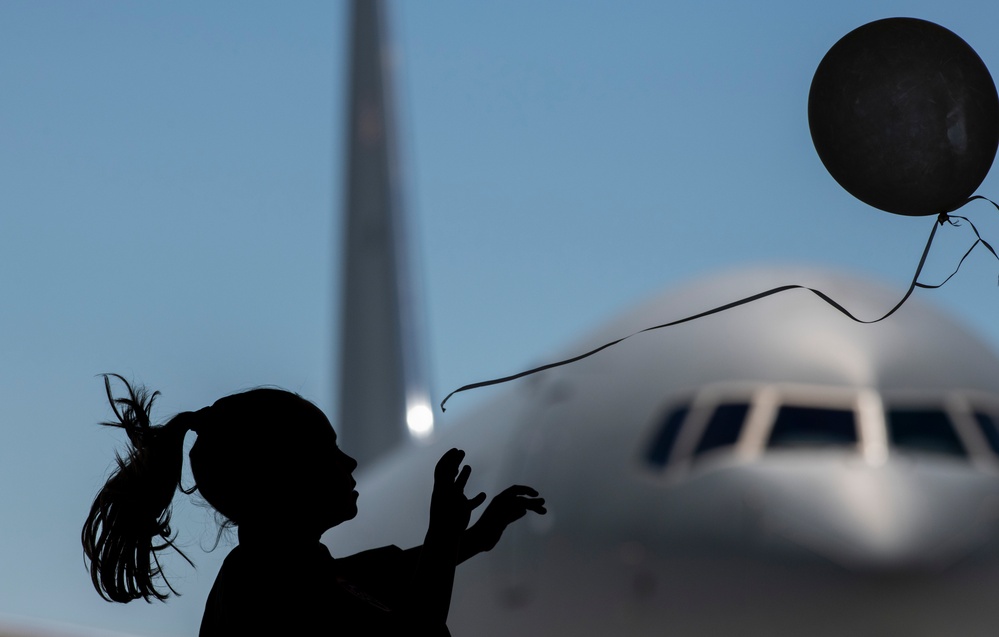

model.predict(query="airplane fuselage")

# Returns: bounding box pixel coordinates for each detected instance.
[328,268,999,637]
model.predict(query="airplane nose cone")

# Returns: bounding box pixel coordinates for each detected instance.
[746,455,999,570]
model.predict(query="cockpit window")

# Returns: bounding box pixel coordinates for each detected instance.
[694,403,749,457]
[973,411,999,456]
[768,406,857,449]
[646,406,689,468]
[886,409,966,458]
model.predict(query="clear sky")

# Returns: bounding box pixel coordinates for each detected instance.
[3,1,999,635]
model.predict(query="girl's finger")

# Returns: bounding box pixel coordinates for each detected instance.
[456,464,472,489]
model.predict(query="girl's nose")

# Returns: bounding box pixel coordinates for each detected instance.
[339,449,358,472]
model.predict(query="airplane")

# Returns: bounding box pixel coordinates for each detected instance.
[326,1,999,636]
[6,2,998,636]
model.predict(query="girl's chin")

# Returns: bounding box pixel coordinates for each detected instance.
[332,501,359,525]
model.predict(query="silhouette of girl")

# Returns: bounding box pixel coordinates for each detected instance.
[83,375,546,636]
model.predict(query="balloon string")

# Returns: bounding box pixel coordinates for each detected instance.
[439,197,999,412]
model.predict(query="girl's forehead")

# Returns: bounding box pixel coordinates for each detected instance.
[296,402,337,440]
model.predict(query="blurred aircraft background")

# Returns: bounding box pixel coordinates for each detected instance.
[329,4,999,636]
[3,1,999,635]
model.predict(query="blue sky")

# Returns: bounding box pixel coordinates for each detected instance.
[3,1,999,635]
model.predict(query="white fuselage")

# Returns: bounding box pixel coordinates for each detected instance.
[327,268,999,637]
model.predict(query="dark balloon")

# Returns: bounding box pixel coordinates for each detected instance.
[809,18,999,216]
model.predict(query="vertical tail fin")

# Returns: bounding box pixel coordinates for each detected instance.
[337,0,433,467]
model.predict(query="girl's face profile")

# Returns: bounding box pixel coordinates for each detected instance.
[323,429,360,528]
[292,403,359,533]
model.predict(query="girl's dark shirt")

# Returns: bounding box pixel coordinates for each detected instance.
[199,541,451,636]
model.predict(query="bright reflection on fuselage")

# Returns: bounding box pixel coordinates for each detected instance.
[406,403,434,437]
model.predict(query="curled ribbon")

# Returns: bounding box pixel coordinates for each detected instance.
[440,197,999,412]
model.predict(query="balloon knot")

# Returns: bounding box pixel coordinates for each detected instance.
[937,212,951,226]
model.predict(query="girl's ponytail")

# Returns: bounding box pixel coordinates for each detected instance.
[82,374,197,603]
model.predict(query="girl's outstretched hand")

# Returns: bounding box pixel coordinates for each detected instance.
[429,448,486,538]
[467,485,547,554]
